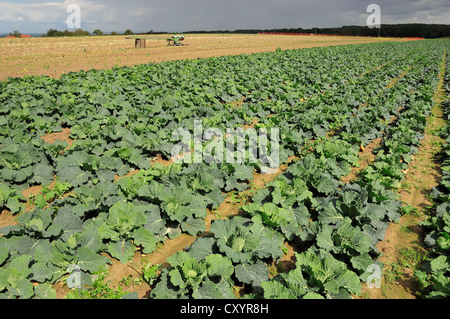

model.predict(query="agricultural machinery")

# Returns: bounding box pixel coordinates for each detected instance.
[126,34,189,48]
[167,34,188,46]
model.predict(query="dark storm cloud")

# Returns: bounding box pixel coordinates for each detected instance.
[0,0,448,34]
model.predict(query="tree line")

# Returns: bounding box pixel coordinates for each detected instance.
[43,28,134,37]
[256,24,450,38]
[33,23,450,38]
[183,24,450,38]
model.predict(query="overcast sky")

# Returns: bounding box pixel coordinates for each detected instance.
[0,0,449,34]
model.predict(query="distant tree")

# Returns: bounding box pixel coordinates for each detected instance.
[111,31,118,35]
[124,29,133,35]
[9,30,21,38]
[73,28,90,36]
[93,29,103,36]
[46,29,59,37]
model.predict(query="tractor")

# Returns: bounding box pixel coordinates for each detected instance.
[167,34,188,46]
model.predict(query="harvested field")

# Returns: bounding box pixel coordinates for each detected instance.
[0,34,410,81]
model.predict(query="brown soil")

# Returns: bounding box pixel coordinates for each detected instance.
[22,184,48,213]
[113,169,139,182]
[39,128,74,148]
[276,242,299,273]
[0,210,17,229]
[0,34,411,81]
[364,214,428,299]
[108,234,197,299]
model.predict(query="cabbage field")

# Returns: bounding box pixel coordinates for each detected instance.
[0,39,449,300]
